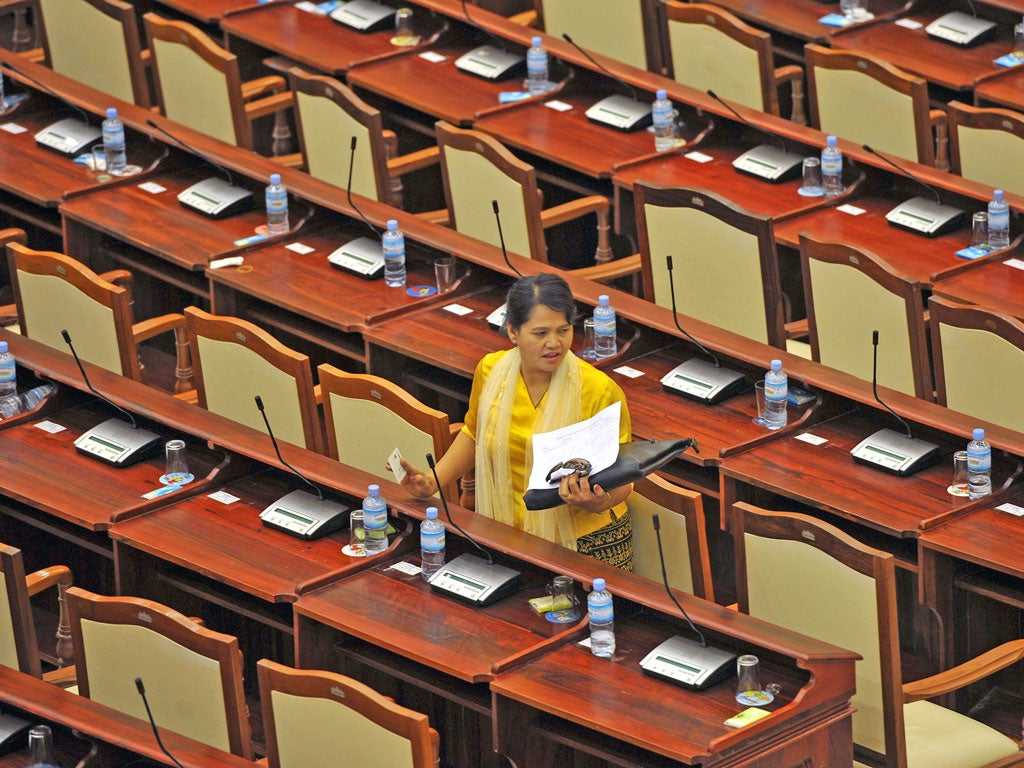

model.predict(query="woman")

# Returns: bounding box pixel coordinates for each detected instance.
[400,273,633,569]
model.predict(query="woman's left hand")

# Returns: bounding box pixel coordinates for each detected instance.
[558,471,613,513]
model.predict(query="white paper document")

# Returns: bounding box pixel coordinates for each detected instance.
[527,402,621,490]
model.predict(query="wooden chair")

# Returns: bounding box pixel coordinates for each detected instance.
[635,182,796,352]
[628,474,713,601]
[65,586,252,758]
[287,68,439,209]
[930,295,1024,433]
[6,242,192,394]
[732,502,1024,768]
[436,121,636,278]
[35,0,150,107]
[0,542,73,681]
[318,364,456,499]
[805,43,948,170]
[658,2,805,125]
[947,101,1024,196]
[257,659,439,768]
[799,233,930,399]
[144,13,292,152]
[527,0,653,71]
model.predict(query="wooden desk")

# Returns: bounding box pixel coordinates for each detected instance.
[0,666,253,768]
[704,0,907,47]
[153,0,263,26]
[931,247,1024,319]
[831,9,1012,94]
[974,64,1024,109]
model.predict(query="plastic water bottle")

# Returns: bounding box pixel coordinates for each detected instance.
[821,135,843,198]
[362,484,389,555]
[102,107,127,175]
[587,578,615,658]
[652,89,676,152]
[265,173,289,234]
[763,359,788,430]
[0,341,16,401]
[988,190,1010,250]
[382,219,406,288]
[419,506,445,582]
[966,428,992,499]
[593,295,617,359]
[526,36,548,96]
[0,71,6,113]
[0,383,55,420]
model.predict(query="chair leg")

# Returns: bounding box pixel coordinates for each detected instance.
[934,122,950,172]
[173,327,194,394]
[593,209,613,264]
[55,579,73,668]
[272,112,293,157]
[790,80,807,127]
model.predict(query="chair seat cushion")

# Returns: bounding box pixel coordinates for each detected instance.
[904,700,1019,768]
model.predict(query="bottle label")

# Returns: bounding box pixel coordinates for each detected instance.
[967,449,991,472]
[0,361,15,383]
[103,125,125,146]
[363,505,388,530]
[383,236,405,259]
[588,597,613,623]
[594,318,615,335]
[266,192,288,213]
[764,379,787,402]
[421,529,445,552]
[989,209,1009,229]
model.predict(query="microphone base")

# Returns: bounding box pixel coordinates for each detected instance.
[455,45,525,82]
[661,358,746,405]
[585,95,652,132]
[851,428,940,477]
[884,196,964,238]
[428,553,521,607]
[74,417,162,468]
[732,144,804,183]
[35,117,100,157]
[327,236,385,280]
[640,634,736,691]
[260,488,352,540]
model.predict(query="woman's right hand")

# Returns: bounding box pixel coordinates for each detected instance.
[398,458,436,498]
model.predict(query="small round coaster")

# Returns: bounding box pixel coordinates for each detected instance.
[342,545,366,557]
[947,484,970,497]
[545,609,581,624]
[797,186,824,198]
[159,472,194,486]
[406,285,437,298]
[237,265,255,273]
[390,34,421,47]
[736,689,775,707]
[255,224,271,236]
[112,164,143,177]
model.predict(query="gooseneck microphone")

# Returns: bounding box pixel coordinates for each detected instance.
[254,395,325,501]
[862,144,943,207]
[135,678,186,768]
[652,514,707,647]
[665,256,719,368]
[427,452,494,565]
[461,0,509,51]
[145,118,237,187]
[62,329,138,429]
[346,136,380,238]
[491,200,522,278]
[0,59,91,125]
[870,330,913,440]
[561,34,638,102]
[705,89,787,152]
[861,144,964,236]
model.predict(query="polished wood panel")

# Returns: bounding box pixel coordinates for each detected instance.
[931,247,1024,321]
[704,0,907,44]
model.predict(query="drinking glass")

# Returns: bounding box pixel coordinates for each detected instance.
[344,509,365,556]
[160,439,194,485]
[753,381,766,425]
[798,157,824,197]
[546,575,580,623]
[948,450,969,497]
[434,256,456,293]
[971,212,989,250]
[580,318,596,360]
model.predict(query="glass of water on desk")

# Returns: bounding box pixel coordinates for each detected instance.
[840,0,867,19]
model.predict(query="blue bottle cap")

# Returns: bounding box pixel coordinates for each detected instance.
[598,294,610,307]
[0,341,8,353]
[973,428,985,441]
[770,359,782,371]
[826,135,837,147]
[994,190,1005,202]
[531,36,542,47]
[592,578,606,592]
[106,107,117,120]
[270,173,281,185]
[656,89,667,100]
[387,219,398,231]
[368,484,380,495]
[426,506,438,519]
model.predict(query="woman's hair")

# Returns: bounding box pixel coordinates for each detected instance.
[504,273,577,333]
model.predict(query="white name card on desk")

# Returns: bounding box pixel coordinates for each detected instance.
[1,123,27,134]
[286,242,316,255]
[795,432,828,446]
[208,490,241,505]
[685,151,714,164]
[419,51,447,64]
[1003,258,1024,271]
[837,204,866,216]
[138,181,166,194]
[997,502,1024,517]
[544,100,573,112]
[34,421,65,433]
[444,303,473,316]
[613,365,644,379]
[896,18,924,29]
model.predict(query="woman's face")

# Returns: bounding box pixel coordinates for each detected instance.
[508,304,573,377]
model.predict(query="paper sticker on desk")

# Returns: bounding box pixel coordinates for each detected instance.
[613,365,644,379]
[285,242,316,255]
[956,245,991,260]
[138,181,167,194]
[544,100,573,112]
[837,204,866,216]
[577,636,593,648]
[389,561,422,576]
[997,503,1024,517]
[208,490,240,505]
[419,51,447,63]
[33,420,65,434]
[1,123,27,134]
[724,708,771,728]
[1003,258,1024,271]
[443,303,473,316]
[795,432,828,446]
[142,484,182,500]
[895,18,924,29]
[685,151,714,164]
[995,54,1024,68]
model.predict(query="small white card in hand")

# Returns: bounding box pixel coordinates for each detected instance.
[388,446,407,483]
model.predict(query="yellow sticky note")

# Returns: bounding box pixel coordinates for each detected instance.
[724,707,771,728]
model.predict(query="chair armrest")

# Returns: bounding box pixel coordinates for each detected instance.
[929,108,950,172]
[99,269,133,288]
[774,64,806,126]
[174,389,199,404]
[131,313,185,344]
[903,639,1024,703]
[16,47,44,64]
[140,48,151,66]
[244,90,294,122]
[272,152,305,169]
[0,303,17,326]
[387,145,441,177]
[784,318,809,340]
[0,227,27,248]
[540,195,609,228]
[574,253,641,282]
[241,75,287,100]
[508,9,538,26]
[26,565,73,669]
[415,209,451,226]
[26,565,72,596]
[42,664,77,687]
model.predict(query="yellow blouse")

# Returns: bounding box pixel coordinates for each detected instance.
[463,350,632,540]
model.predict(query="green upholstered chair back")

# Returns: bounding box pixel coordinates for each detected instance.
[540,0,648,70]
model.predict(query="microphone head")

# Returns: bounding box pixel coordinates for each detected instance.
[254,394,265,411]
[61,328,71,344]
[491,199,499,214]
[872,329,879,346]
[706,89,717,99]
[146,118,158,128]
[135,677,145,694]
[651,513,661,531]
[426,452,436,469]
[350,136,357,151]
[665,254,673,271]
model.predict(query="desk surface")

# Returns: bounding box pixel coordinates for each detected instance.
[153,0,259,25]
[831,11,1011,92]
[705,0,906,43]
[930,249,1024,320]
[973,65,1024,109]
